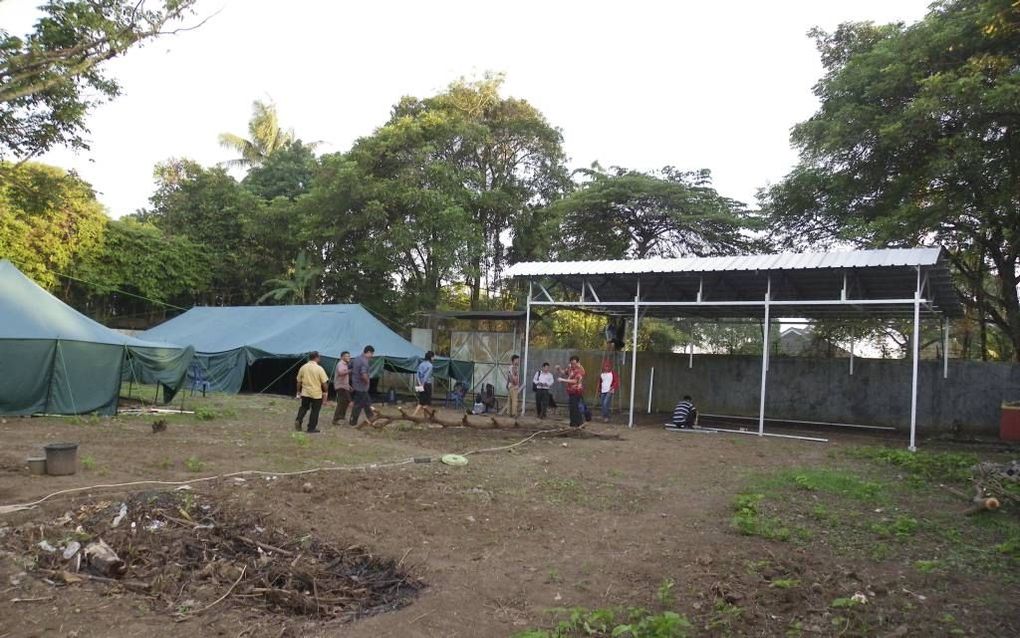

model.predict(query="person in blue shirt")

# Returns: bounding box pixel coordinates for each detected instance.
[413,351,435,416]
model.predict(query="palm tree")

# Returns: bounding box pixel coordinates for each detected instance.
[257,252,322,305]
[218,100,295,169]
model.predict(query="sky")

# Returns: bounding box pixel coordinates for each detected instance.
[1,0,934,218]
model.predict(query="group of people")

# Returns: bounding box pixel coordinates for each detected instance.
[293,347,697,432]
[293,346,378,433]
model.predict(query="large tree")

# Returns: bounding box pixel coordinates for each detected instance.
[386,75,570,307]
[550,165,755,260]
[0,161,106,288]
[760,0,1020,359]
[0,0,199,158]
[134,158,265,304]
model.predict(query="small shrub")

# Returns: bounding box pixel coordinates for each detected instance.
[291,431,310,447]
[81,455,96,471]
[195,408,217,421]
[184,456,204,472]
[732,493,793,542]
[657,578,675,606]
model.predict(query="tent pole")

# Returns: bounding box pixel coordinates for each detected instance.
[758,276,771,436]
[909,267,921,451]
[628,280,640,428]
[943,317,950,380]
[522,283,532,414]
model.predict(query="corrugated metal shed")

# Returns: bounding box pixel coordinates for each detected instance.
[504,247,942,277]
[506,247,961,319]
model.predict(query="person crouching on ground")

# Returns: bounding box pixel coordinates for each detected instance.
[556,356,586,428]
[598,361,620,422]
[670,395,697,429]
[295,351,329,434]
[349,345,377,427]
[330,350,352,425]
[533,362,554,419]
[413,351,434,417]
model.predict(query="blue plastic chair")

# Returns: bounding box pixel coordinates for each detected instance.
[189,362,209,397]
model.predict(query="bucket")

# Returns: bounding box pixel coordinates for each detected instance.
[27,457,47,475]
[44,442,78,476]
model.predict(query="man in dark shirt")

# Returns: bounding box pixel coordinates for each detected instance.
[349,345,377,426]
[669,395,697,429]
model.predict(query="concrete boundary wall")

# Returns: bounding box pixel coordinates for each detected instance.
[522,349,1020,436]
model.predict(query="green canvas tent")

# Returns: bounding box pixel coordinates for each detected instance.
[139,304,473,394]
[0,260,195,416]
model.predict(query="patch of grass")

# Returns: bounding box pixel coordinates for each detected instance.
[194,407,221,421]
[915,559,941,573]
[540,478,584,505]
[779,467,885,502]
[830,597,863,609]
[184,456,204,472]
[870,515,919,539]
[291,431,310,447]
[545,568,562,584]
[158,457,174,470]
[80,455,97,471]
[516,606,692,638]
[846,446,977,483]
[770,578,800,589]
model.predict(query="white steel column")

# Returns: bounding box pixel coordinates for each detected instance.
[521,282,532,413]
[688,342,694,368]
[628,280,641,428]
[943,317,950,380]
[647,367,655,414]
[758,276,771,436]
[849,328,855,376]
[909,268,921,451]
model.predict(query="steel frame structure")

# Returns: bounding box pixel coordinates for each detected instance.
[510,248,962,450]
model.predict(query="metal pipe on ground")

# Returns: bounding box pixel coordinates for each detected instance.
[700,413,896,432]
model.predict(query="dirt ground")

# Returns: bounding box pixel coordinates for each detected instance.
[1,392,1017,637]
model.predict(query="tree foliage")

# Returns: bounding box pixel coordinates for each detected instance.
[551,165,755,260]
[0,161,106,288]
[257,250,321,305]
[134,158,265,304]
[218,100,296,169]
[0,0,199,158]
[67,217,210,323]
[760,0,1020,359]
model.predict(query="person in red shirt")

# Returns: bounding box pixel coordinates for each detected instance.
[556,356,586,428]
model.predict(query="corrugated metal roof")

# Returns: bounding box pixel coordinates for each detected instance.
[504,247,943,278]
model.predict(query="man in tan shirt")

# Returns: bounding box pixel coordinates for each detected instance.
[294,351,329,433]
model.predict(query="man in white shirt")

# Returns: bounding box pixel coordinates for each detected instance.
[532,362,554,419]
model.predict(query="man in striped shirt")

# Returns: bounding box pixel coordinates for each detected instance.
[670,395,697,429]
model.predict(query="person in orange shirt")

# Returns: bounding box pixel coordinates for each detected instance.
[556,356,586,428]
